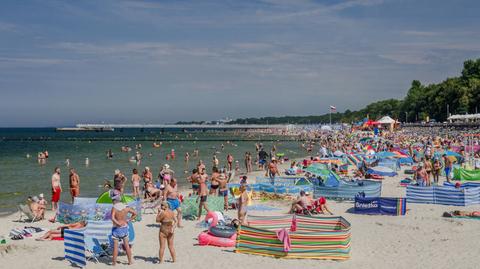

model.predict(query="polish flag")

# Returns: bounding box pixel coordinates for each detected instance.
[330,106,336,111]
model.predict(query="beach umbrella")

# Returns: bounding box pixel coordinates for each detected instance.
[360,137,373,143]
[96,191,135,204]
[333,150,344,157]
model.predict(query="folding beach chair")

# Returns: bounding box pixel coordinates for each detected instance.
[17,204,40,223]
[142,199,161,214]
[83,220,113,262]
[64,228,87,267]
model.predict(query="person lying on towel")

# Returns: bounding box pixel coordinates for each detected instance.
[36,221,87,241]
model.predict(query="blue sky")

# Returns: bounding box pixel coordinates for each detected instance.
[1,0,479,126]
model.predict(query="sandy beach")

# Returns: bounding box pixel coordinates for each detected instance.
[1,159,480,269]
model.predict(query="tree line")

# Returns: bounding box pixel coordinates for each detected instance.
[228,58,480,124]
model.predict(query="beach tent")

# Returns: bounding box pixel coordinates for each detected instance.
[367,166,397,177]
[377,158,401,171]
[377,116,396,124]
[453,168,480,181]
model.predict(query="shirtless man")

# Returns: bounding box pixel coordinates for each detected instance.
[69,168,80,202]
[188,168,200,195]
[268,158,280,183]
[197,168,210,219]
[290,191,309,214]
[217,171,229,211]
[51,167,62,211]
[163,178,182,228]
[111,199,137,266]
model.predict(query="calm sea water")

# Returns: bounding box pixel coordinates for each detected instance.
[0,128,305,211]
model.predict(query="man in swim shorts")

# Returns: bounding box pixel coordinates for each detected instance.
[217,171,229,211]
[188,169,200,195]
[51,167,62,211]
[69,168,80,202]
[197,168,209,219]
[163,178,182,228]
[111,197,136,266]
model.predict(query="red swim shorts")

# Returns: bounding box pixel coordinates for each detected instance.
[52,187,61,202]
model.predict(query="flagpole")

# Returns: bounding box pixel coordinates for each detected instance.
[329,110,332,125]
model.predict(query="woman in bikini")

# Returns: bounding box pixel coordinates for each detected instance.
[156,201,176,263]
[131,168,141,198]
[209,167,220,195]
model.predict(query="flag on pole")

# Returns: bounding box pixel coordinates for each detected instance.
[330,106,336,112]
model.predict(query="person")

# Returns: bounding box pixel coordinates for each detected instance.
[36,221,87,241]
[38,193,48,217]
[29,196,46,220]
[290,191,309,214]
[443,154,453,182]
[212,155,219,170]
[197,168,209,219]
[131,168,141,198]
[69,168,80,202]
[163,178,183,228]
[450,210,480,217]
[145,181,162,200]
[159,164,175,184]
[188,168,200,195]
[268,158,280,183]
[113,169,127,195]
[238,185,248,225]
[423,158,432,186]
[210,167,220,195]
[415,163,428,186]
[226,154,234,171]
[258,148,268,170]
[143,167,153,184]
[240,175,248,186]
[156,201,176,263]
[433,158,442,184]
[107,149,113,159]
[217,171,229,211]
[111,198,136,266]
[184,152,190,172]
[51,167,62,211]
[315,196,333,215]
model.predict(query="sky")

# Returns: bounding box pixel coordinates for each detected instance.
[1,0,480,127]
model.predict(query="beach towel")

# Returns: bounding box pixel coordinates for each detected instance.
[276,228,291,252]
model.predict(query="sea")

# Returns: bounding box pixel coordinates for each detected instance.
[0,128,306,211]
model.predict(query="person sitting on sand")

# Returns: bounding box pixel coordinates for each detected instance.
[29,196,46,220]
[163,178,182,228]
[238,185,249,225]
[145,181,162,201]
[38,193,48,219]
[111,197,136,266]
[315,196,333,215]
[36,221,87,241]
[156,201,176,263]
[290,191,309,214]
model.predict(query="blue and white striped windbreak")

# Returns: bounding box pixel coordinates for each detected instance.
[64,228,86,267]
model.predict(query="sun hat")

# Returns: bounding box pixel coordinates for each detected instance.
[39,193,44,199]
[32,196,39,202]
[163,164,170,169]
